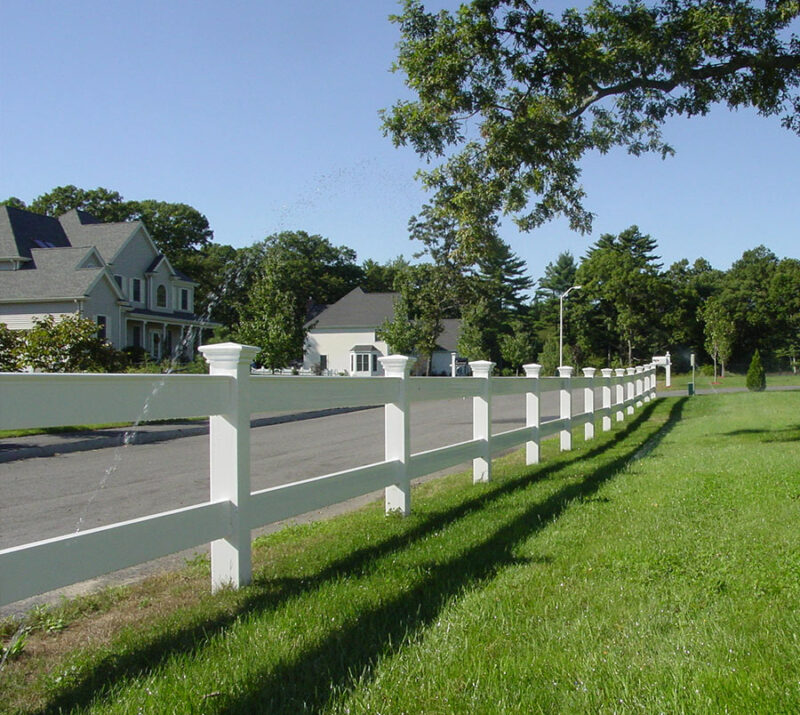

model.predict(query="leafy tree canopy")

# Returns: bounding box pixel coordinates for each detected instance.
[384,0,800,260]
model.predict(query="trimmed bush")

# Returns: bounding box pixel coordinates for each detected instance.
[746,349,766,392]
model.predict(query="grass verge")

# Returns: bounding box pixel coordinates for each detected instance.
[1,392,798,713]
[658,370,800,392]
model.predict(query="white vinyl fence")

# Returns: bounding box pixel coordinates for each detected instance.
[0,343,657,607]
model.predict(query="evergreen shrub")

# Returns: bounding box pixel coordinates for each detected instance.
[746,350,766,392]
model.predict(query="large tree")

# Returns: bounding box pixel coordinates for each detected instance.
[237,258,307,371]
[701,295,736,379]
[383,0,800,259]
[574,226,666,364]
[715,245,780,366]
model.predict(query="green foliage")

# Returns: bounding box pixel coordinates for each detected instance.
[384,0,800,260]
[376,292,422,356]
[716,245,780,367]
[700,295,735,378]
[361,257,409,293]
[536,333,560,376]
[0,323,22,371]
[538,251,577,298]
[574,226,666,365]
[746,349,767,391]
[499,320,536,375]
[237,260,306,371]
[18,315,123,372]
[457,298,495,362]
[0,629,27,662]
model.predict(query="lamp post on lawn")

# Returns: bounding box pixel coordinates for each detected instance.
[559,285,582,367]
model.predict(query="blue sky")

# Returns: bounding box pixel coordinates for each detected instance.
[1,0,797,286]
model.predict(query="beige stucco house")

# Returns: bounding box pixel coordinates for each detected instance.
[303,287,463,376]
[0,205,212,360]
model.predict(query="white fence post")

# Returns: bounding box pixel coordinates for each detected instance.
[601,368,613,431]
[650,364,657,400]
[626,367,636,415]
[380,355,413,515]
[635,366,644,407]
[523,363,542,464]
[470,360,494,483]
[614,368,626,422]
[199,341,260,592]
[557,365,574,451]
[642,364,651,403]
[582,367,596,441]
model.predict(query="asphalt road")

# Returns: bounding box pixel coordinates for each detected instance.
[0,389,591,549]
[0,387,594,616]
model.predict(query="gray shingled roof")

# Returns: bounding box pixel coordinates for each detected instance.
[436,318,461,352]
[0,206,70,260]
[0,247,103,300]
[308,287,399,328]
[59,210,138,264]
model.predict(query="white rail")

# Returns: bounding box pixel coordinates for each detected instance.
[0,343,657,607]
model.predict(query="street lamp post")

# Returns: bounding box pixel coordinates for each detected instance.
[559,285,582,367]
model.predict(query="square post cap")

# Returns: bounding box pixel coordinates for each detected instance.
[626,367,636,375]
[601,368,614,378]
[582,367,597,378]
[199,342,260,370]
[379,355,415,377]
[557,365,574,378]
[614,368,626,377]
[522,363,542,378]
[469,360,495,377]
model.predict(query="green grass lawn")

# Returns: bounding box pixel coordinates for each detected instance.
[658,370,800,392]
[2,392,798,713]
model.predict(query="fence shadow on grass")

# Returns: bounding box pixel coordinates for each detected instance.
[36,398,686,715]
[721,424,800,443]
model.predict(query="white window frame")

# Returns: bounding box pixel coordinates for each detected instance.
[352,352,374,375]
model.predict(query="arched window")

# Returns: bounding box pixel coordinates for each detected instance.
[156,284,167,308]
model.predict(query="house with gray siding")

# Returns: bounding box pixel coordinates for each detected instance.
[0,206,212,360]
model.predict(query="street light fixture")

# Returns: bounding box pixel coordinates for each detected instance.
[559,285,582,368]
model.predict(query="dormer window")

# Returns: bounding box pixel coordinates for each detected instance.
[156,284,167,308]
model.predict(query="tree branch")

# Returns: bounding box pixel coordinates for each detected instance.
[566,52,800,119]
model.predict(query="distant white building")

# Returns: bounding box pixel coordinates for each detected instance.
[0,206,214,360]
[303,287,463,376]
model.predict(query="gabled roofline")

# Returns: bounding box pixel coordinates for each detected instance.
[84,265,126,301]
[66,213,160,266]
[145,253,178,277]
[75,246,106,270]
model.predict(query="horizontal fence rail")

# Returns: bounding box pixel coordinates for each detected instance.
[0,343,657,607]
